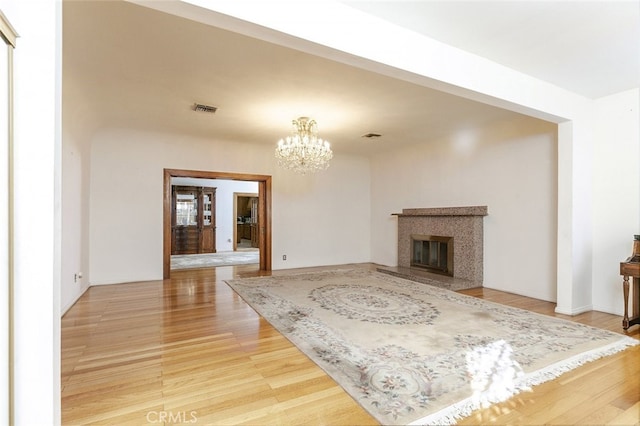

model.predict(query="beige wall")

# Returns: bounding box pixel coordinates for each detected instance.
[370,116,558,302]
[87,127,372,285]
[61,76,95,313]
[592,88,640,314]
[4,0,60,422]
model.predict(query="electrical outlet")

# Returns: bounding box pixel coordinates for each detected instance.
[282,255,287,261]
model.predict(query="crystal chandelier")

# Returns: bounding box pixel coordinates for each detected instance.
[275,117,333,174]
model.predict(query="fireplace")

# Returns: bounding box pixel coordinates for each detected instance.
[392,206,487,284]
[411,235,453,276]
[377,206,487,290]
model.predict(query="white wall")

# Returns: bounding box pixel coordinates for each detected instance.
[3,0,61,423]
[61,71,95,313]
[272,156,371,269]
[0,17,11,425]
[592,88,640,315]
[61,130,90,313]
[171,177,259,252]
[371,116,558,301]
[89,127,371,284]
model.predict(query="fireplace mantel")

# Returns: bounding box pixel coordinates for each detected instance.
[392,206,488,217]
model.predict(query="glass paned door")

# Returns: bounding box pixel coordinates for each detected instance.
[202,193,211,226]
[172,188,199,254]
[176,193,197,226]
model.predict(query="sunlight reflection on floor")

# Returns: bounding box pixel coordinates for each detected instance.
[466,340,529,408]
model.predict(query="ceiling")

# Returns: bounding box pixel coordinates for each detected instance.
[63,1,639,157]
[345,1,640,99]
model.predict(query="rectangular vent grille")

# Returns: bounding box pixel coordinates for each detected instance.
[194,103,218,113]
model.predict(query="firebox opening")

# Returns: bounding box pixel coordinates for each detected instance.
[410,235,454,276]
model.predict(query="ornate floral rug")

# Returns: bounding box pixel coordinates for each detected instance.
[225,269,637,425]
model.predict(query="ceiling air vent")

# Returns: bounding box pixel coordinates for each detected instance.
[193,103,218,113]
[361,133,382,138]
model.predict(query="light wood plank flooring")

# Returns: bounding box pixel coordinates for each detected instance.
[62,264,639,425]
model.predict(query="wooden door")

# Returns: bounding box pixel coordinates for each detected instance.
[199,188,216,253]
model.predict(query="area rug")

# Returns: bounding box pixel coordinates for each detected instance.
[225,269,638,425]
[171,250,258,270]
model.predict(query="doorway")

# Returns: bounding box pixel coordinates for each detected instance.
[234,193,259,251]
[163,169,272,278]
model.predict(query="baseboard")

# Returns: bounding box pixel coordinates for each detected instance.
[554,304,593,316]
[592,303,624,317]
[483,284,556,304]
[61,285,90,316]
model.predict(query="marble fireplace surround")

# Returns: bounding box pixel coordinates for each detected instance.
[379,206,487,290]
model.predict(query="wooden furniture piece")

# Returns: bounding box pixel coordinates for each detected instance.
[171,186,216,255]
[620,235,640,330]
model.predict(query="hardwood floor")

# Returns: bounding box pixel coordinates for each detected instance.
[61,264,639,425]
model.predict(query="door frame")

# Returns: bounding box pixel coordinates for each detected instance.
[163,168,272,278]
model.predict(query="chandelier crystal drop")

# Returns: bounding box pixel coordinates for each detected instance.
[275,117,333,174]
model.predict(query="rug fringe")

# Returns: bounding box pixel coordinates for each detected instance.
[409,337,638,426]
[521,337,638,388]
[408,396,480,426]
